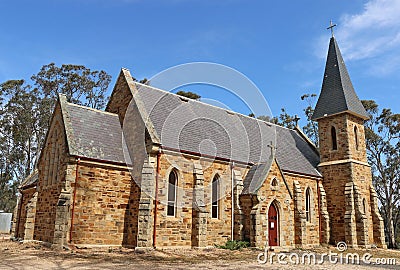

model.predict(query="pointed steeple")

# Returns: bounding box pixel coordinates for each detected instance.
[312,37,369,120]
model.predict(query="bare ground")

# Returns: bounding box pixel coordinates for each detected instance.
[0,234,399,270]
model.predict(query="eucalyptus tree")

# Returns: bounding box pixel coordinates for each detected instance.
[0,64,111,211]
[362,100,400,248]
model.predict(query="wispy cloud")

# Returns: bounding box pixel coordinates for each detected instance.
[338,0,400,61]
[314,0,400,76]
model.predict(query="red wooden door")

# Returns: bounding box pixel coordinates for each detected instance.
[268,204,278,246]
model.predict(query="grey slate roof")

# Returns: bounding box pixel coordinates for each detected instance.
[64,103,126,163]
[275,127,320,177]
[56,74,321,182]
[242,157,274,194]
[133,83,321,178]
[312,37,369,120]
[135,84,274,164]
[19,170,38,189]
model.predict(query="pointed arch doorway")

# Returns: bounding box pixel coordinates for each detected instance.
[268,203,279,246]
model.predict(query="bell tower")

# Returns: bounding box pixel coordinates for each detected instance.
[312,31,386,248]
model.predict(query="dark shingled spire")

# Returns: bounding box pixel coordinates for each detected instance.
[312,37,369,120]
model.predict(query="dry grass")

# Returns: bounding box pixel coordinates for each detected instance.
[0,235,260,266]
[308,245,400,261]
[1,234,400,269]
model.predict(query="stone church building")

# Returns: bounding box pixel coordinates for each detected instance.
[13,37,386,249]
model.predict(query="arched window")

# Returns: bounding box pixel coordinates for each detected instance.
[354,126,359,150]
[212,175,220,219]
[271,178,278,187]
[167,170,177,216]
[331,126,338,150]
[363,198,367,214]
[305,188,311,222]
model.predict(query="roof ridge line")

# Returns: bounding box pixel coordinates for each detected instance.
[333,38,350,112]
[294,125,319,156]
[134,81,243,115]
[134,81,294,132]
[67,102,119,117]
[334,38,353,112]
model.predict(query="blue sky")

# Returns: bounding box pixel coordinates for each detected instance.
[0,0,398,122]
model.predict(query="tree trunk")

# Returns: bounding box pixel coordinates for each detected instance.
[388,207,396,248]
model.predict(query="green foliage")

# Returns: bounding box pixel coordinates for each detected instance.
[300,93,319,147]
[31,63,111,109]
[176,90,201,100]
[361,99,400,248]
[138,78,148,84]
[131,76,148,84]
[215,240,250,250]
[261,93,318,147]
[246,114,279,124]
[269,95,399,249]
[0,63,111,212]
[0,170,18,212]
[276,108,297,129]
[258,108,296,128]
[257,115,279,124]
[0,80,38,181]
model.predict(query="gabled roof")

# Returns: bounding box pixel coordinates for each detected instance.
[275,127,320,177]
[130,81,321,178]
[312,37,369,120]
[242,157,274,194]
[60,96,126,164]
[51,69,322,181]
[134,83,274,164]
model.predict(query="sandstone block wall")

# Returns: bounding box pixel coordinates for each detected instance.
[352,163,375,245]
[153,153,323,249]
[319,163,348,243]
[285,173,321,247]
[249,160,321,248]
[317,112,384,247]
[202,159,241,247]
[154,152,249,247]
[34,104,68,243]
[14,188,36,239]
[106,69,135,123]
[318,114,367,163]
[70,163,139,246]
[255,161,295,248]
[155,153,195,247]
[35,179,66,243]
[22,189,37,240]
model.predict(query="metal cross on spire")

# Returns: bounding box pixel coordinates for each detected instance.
[327,20,337,37]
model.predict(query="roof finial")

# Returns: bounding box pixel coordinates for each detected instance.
[327,20,337,38]
[268,141,276,156]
